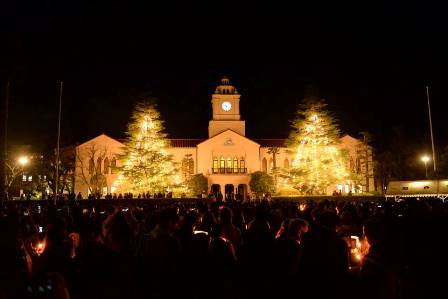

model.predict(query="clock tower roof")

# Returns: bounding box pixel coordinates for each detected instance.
[214,76,239,95]
[209,75,244,137]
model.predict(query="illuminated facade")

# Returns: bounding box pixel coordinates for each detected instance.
[73,77,375,197]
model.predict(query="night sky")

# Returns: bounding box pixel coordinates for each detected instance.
[1,1,447,153]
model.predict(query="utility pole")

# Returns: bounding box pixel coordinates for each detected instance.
[54,81,63,205]
[0,80,9,204]
[426,86,437,172]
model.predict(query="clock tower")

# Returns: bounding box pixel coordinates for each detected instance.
[209,76,246,138]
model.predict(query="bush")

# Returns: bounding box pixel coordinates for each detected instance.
[249,171,274,196]
[187,174,208,196]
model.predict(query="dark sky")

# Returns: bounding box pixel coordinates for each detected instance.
[1,1,447,153]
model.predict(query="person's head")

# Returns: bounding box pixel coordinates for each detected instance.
[220,207,233,225]
[45,216,68,246]
[288,218,309,241]
[183,210,200,231]
[363,217,386,246]
[200,211,216,232]
[339,210,353,226]
[104,212,132,253]
[254,204,269,221]
[276,218,309,241]
[159,208,179,232]
[318,211,339,231]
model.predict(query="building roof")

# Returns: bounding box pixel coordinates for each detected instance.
[114,136,286,148]
[214,76,239,95]
[253,139,287,147]
[168,139,205,147]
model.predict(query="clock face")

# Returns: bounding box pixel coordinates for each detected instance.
[222,101,232,111]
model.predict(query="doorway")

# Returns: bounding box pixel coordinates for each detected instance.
[224,184,235,201]
[211,184,221,198]
[237,184,247,201]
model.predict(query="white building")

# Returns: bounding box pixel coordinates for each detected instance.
[73,77,375,197]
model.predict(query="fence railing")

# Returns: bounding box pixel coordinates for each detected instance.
[211,168,247,174]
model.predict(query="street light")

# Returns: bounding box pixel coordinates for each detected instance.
[18,156,29,166]
[17,156,30,199]
[421,155,430,178]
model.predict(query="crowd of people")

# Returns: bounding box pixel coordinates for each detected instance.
[0,197,447,299]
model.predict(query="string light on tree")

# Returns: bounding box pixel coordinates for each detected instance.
[116,100,182,194]
[286,99,351,195]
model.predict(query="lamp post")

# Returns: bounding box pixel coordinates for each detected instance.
[18,156,29,198]
[18,156,29,167]
[421,156,430,179]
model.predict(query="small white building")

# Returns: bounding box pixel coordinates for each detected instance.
[73,77,375,197]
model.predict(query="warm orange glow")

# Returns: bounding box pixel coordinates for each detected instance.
[18,156,29,166]
[299,204,306,211]
[35,242,45,256]
[421,156,430,163]
[349,236,363,262]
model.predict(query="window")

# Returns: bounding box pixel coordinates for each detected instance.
[89,158,95,175]
[213,158,218,173]
[227,157,232,170]
[28,176,32,182]
[103,157,110,175]
[262,158,267,172]
[220,157,225,169]
[111,158,117,174]
[233,158,238,173]
[269,158,274,173]
[96,157,102,173]
[22,175,27,182]
[240,159,245,171]
[181,155,194,180]
[402,187,409,190]
[284,158,290,168]
[424,186,430,189]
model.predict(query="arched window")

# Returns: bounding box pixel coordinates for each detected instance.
[111,157,117,174]
[262,158,267,172]
[103,157,110,174]
[227,157,232,172]
[284,158,289,168]
[96,157,102,173]
[182,155,195,180]
[269,158,274,173]
[220,157,225,173]
[233,157,238,173]
[213,157,218,173]
[240,158,245,173]
[88,158,95,175]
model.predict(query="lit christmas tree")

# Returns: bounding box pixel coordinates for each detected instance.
[116,101,181,194]
[286,99,350,195]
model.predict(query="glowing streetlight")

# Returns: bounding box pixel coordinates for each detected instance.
[18,156,29,166]
[421,155,430,178]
